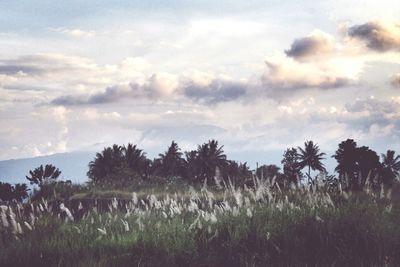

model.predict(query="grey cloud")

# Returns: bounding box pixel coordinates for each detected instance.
[348,22,400,52]
[0,65,44,75]
[0,54,93,76]
[343,98,400,135]
[260,61,350,100]
[345,97,398,114]
[285,32,334,60]
[264,76,349,90]
[51,77,249,106]
[311,98,400,134]
[87,84,144,104]
[391,74,400,88]
[50,95,89,106]
[51,83,145,105]
[302,97,400,151]
[181,79,247,104]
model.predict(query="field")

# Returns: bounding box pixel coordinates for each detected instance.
[1,177,400,266]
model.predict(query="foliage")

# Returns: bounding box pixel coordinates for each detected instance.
[332,139,359,188]
[224,161,252,185]
[1,179,400,266]
[333,139,383,190]
[297,141,326,179]
[281,147,303,185]
[25,164,61,186]
[187,139,228,183]
[152,141,185,178]
[0,182,29,202]
[381,150,400,187]
[87,144,150,183]
[30,180,86,202]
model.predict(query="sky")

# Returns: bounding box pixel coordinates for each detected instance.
[0,0,399,171]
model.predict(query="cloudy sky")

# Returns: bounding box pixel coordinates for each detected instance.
[0,0,399,168]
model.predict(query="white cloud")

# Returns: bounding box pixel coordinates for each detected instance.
[51,27,96,38]
[1,3,400,163]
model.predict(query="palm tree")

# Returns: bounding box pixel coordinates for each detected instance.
[183,150,199,180]
[381,150,400,186]
[297,141,326,180]
[87,145,124,183]
[26,164,61,186]
[332,139,358,186]
[184,140,228,183]
[123,143,147,172]
[155,141,184,177]
[199,140,227,183]
[381,150,400,176]
[88,148,115,182]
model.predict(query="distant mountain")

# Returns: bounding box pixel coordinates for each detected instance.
[0,151,96,185]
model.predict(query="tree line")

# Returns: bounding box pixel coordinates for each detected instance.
[87,138,400,190]
[1,138,399,203]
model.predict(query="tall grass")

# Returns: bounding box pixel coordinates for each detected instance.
[1,177,400,266]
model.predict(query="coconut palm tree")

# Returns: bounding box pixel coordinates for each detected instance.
[381,150,400,176]
[184,140,228,183]
[123,143,147,172]
[155,141,184,178]
[88,148,115,182]
[199,140,227,183]
[380,150,400,186]
[87,145,124,183]
[297,141,326,180]
[183,150,199,180]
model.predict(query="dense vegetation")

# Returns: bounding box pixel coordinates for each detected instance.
[1,138,400,266]
[84,138,399,190]
[1,178,400,266]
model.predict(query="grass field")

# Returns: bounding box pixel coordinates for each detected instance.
[1,178,400,266]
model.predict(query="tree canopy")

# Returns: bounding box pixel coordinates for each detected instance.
[297,141,326,180]
[26,164,61,186]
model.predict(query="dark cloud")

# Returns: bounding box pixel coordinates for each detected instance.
[308,98,400,142]
[0,65,43,75]
[345,97,398,114]
[51,95,89,106]
[391,74,400,88]
[285,31,334,60]
[181,79,247,104]
[339,98,399,132]
[0,54,94,77]
[348,21,400,52]
[51,83,145,105]
[51,76,249,106]
[260,60,350,100]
